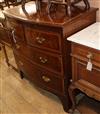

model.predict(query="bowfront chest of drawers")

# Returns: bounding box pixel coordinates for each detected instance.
[68,23,100,111]
[4,2,98,111]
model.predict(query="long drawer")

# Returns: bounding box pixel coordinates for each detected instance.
[14,44,63,75]
[72,43,100,64]
[15,54,64,95]
[24,27,61,53]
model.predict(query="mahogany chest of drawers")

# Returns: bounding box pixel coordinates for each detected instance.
[4,2,98,111]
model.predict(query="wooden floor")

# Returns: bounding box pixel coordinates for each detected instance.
[0,46,100,114]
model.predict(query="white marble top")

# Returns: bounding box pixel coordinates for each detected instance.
[67,22,100,50]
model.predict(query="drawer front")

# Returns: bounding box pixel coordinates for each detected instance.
[74,59,100,88]
[27,47,63,74]
[15,54,64,95]
[72,43,100,63]
[14,44,63,74]
[25,27,61,53]
[6,18,25,43]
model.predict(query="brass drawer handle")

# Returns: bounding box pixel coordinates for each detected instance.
[12,29,17,43]
[39,57,48,64]
[19,61,23,66]
[86,52,93,71]
[87,52,93,59]
[36,37,46,44]
[70,79,73,82]
[42,76,51,82]
[16,44,20,49]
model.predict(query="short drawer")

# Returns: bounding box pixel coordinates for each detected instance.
[15,54,64,95]
[74,59,100,88]
[14,44,63,74]
[72,43,100,64]
[6,18,25,43]
[25,27,61,53]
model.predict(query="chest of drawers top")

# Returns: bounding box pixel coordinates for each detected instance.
[3,2,98,29]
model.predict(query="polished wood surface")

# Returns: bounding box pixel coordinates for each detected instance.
[15,54,64,95]
[25,27,61,53]
[71,44,100,64]
[13,44,63,75]
[3,2,98,112]
[69,43,100,112]
[3,2,97,27]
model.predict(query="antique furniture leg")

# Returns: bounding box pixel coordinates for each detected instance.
[66,0,72,17]
[5,0,10,7]
[0,4,3,10]
[49,0,72,17]
[83,0,90,9]
[1,43,18,72]
[68,84,77,112]
[1,43,18,71]
[2,43,10,66]
[59,95,71,112]
[0,25,18,72]
[71,0,90,11]
[20,71,24,79]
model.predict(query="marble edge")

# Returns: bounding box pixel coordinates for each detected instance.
[67,22,100,50]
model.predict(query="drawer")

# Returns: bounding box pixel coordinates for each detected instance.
[14,44,63,74]
[74,59,100,88]
[15,54,64,95]
[25,27,61,53]
[6,18,25,43]
[72,43,100,64]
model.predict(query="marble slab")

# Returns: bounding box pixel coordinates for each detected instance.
[67,22,100,50]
